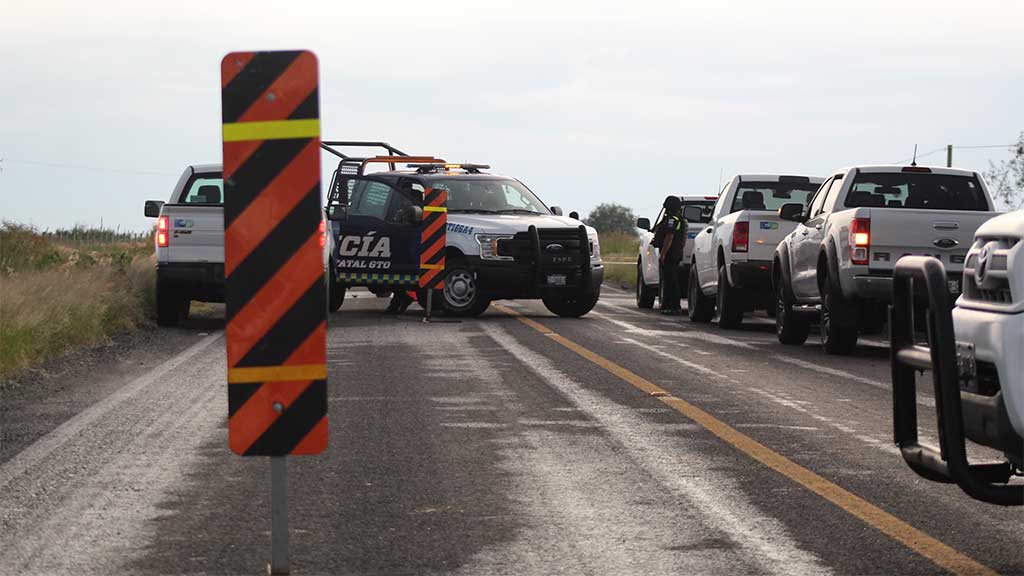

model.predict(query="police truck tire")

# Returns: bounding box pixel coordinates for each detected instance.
[636,260,656,309]
[441,261,490,317]
[155,277,188,326]
[328,279,346,313]
[543,287,601,318]
[687,265,714,323]
[716,265,743,329]
[776,279,809,345]
[820,273,858,355]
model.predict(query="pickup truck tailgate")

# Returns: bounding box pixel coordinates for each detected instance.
[748,212,797,261]
[164,205,224,263]
[866,209,998,275]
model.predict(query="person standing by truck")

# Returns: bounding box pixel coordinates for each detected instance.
[656,195,687,314]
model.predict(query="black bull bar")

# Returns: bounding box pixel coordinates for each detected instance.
[891,256,1022,506]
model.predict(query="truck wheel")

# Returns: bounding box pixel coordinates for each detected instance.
[441,262,490,317]
[543,287,601,318]
[716,265,744,329]
[328,278,346,313]
[636,260,656,309]
[775,279,809,345]
[687,265,714,322]
[820,274,858,355]
[155,277,188,326]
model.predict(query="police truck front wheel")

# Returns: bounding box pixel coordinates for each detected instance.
[542,287,601,318]
[328,278,346,313]
[441,263,490,317]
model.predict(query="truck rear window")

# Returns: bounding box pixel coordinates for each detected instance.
[681,200,715,223]
[845,172,988,211]
[729,182,818,213]
[181,176,224,204]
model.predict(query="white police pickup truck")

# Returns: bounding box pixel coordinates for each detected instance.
[890,211,1023,506]
[144,164,225,325]
[322,142,604,317]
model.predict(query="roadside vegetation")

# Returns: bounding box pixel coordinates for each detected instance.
[0,223,155,379]
[599,232,640,289]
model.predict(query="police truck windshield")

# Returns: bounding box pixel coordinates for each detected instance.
[434,179,549,215]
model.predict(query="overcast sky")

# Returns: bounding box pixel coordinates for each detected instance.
[2,0,1022,231]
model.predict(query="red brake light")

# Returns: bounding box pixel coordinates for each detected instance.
[850,217,870,265]
[901,166,932,173]
[157,216,169,247]
[318,221,327,248]
[731,221,749,253]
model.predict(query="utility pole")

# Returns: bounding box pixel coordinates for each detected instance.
[947,144,953,168]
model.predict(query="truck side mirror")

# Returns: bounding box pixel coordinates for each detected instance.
[682,206,703,223]
[636,217,651,231]
[327,204,347,221]
[550,206,564,216]
[405,205,424,224]
[144,200,164,218]
[778,203,807,223]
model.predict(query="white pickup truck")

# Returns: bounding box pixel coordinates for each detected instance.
[688,174,824,326]
[889,211,1023,505]
[144,164,225,325]
[773,165,1000,353]
[634,196,717,308]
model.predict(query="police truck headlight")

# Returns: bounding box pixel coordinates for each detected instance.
[589,234,601,261]
[476,234,514,261]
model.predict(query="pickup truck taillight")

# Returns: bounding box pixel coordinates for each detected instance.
[731,221,749,252]
[318,221,326,248]
[850,217,870,265]
[157,216,169,248]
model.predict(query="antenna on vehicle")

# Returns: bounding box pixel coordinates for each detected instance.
[910,144,918,167]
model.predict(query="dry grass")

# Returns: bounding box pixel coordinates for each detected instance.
[0,223,155,379]
[599,232,640,289]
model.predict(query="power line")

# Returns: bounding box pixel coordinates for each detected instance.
[0,157,178,177]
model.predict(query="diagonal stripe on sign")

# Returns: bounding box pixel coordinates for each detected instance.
[423,235,445,264]
[224,138,310,228]
[237,51,318,123]
[222,51,300,123]
[225,191,321,322]
[236,277,325,368]
[243,380,327,455]
[288,88,318,120]
[228,382,261,418]
[223,140,263,178]
[221,52,255,88]
[228,379,310,455]
[421,212,445,242]
[225,140,320,276]
[289,417,328,455]
[283,321,327,365]
[227,233,323,366]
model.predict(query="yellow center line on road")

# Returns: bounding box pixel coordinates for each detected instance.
[494,303,998,576]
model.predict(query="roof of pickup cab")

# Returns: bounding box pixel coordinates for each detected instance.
[733,174,826,184]
[190,163,222,174]
[832,165,979,177]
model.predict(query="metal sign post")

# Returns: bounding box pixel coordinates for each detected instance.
[270,456,289,575]
[221,49,327,576]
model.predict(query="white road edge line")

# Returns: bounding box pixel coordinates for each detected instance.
[0,332,224,490]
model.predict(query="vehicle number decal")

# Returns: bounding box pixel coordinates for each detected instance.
[447,223,474,235]
[760,221,778,230]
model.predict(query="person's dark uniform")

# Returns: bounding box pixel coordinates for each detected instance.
[656,196,687,314]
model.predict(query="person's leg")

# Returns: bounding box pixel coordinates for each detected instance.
[660,262,680,313]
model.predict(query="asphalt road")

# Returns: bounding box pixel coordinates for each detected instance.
[1,287,1021,575]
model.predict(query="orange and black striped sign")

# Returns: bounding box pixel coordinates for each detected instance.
[221,50,327,456]
[419,187,447,290]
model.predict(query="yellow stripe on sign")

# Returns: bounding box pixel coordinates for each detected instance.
[493,303,998,576]
[419,264,444,270]
[423,206,448,213]
[222,119,320,142]
[228,363,327,384]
